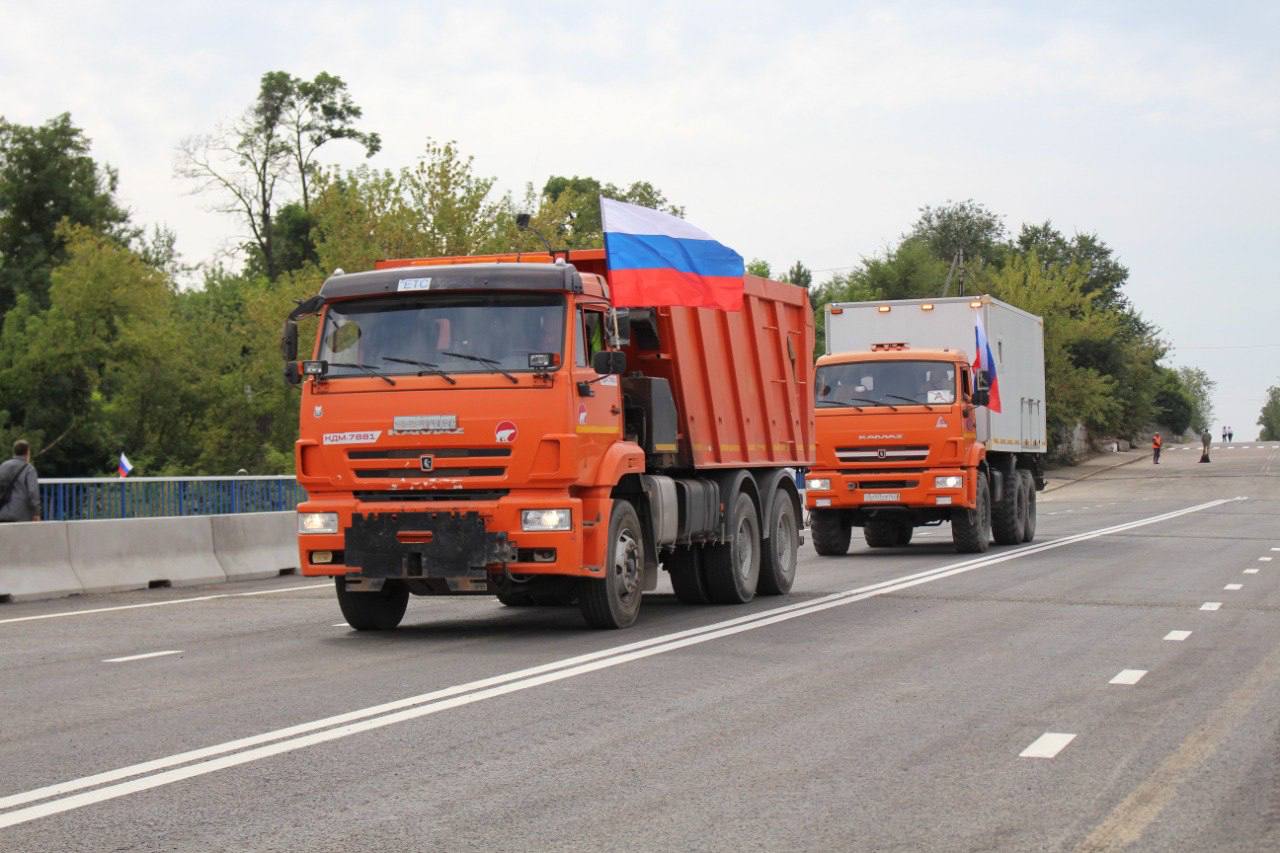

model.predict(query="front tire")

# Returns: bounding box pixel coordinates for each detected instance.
[951,475,991,554]
[335,577,409,631]
[810,509,851,556]
[758,492,799,595]
[704,492,762,604]
[579,500,645,629]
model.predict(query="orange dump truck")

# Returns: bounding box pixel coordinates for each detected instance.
[283,249,814,630]
[805,295,1045,555]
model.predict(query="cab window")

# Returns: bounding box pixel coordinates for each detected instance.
[575,307,605,368]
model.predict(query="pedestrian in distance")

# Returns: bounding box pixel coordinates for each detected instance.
[1152,432,1162,464]
[1200,429,1212,463]
[0,438,41,522]
[1227,426,1234,443]
[1221,426,1228,443]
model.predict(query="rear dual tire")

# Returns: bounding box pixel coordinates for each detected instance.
[703,493,762,604]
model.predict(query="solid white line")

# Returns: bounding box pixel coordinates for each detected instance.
[102,650,183,664]
[1224,583,1243,591]
[0,497,1235,828]
[1201,602,1222,611]
[0,584,330,626]
[1109,669,1148,685]
[332,623,349,628]
[1244,569,1259,575]
[1020,732,1076,759]
[1163,630,1191,641]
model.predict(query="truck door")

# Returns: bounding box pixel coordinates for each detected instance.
[572,305,623,477]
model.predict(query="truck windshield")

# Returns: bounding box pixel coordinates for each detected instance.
[816,361,956,407]
[319,293,565,378]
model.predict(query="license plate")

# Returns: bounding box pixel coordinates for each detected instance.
[863,492,901,502]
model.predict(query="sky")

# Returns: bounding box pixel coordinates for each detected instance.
[2,1,1277,437]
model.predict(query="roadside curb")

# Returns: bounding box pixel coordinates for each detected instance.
[1043,451,1148,493]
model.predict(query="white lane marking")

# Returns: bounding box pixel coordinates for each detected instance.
[1110,669,1148,685]
[1164,630,1191,641]
[1270,547,1280,552]
[1259,557,1273,562]
[332,623,349,628]
[102,650,183,664]
[0,498,1235,828]
[1020,732,1076,759]
[1201,602,1222,611]
[0,584,329,626]
[1244,569,1259,575]
[1224,583,1243,591]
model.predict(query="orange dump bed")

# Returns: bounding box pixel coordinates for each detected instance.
[377,248,815,470]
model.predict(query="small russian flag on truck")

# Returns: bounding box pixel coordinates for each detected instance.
[600,198,745,311]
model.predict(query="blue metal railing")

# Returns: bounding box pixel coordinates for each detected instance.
[39,476,308,521]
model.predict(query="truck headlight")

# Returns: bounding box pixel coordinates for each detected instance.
[298,512,339,534]
[934,476,964,489]
[806,478,831,491]
[521,509,571,531]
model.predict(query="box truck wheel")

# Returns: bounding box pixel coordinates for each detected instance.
[951,476,991,553]
[704,492,762,604]
[579,500,644,629]
[1019,470,1037,543]
[666,546,712,604]
[863,519,900,548]
[810,510,851,556]
[335,577,409,631]
[758,492,799,595]
[991,468,1025,546]
[496,591,535,607]
[895,523,913,546]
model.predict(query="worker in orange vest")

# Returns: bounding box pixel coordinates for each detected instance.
[1152,432,1163,464]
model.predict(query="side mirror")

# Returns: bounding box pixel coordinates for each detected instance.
[592,350,626,376]
[976,369,991,391]
[284,362,301,386]
[610,309,633,347]
[973,387,990,407]
[281,320,299,361]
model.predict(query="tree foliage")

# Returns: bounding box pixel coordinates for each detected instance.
[1258,385,1280,441]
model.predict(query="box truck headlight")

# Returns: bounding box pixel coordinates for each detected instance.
[298,512,339,534]
[934,476,964,489]
[806,478,831,491]
[522,509,571,531]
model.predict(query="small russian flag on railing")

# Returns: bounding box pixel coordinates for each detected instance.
[601,197,745,311]
[118,452,134,478]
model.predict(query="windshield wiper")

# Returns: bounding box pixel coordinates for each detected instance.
[382,357,457,385]
[815,396,897,410]
[883,393,930,406]
[441,351,518,384]
[326,361,396,386]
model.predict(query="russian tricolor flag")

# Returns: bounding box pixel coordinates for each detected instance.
[973,313,1002,413]
[118,452,133,478]
[601,198,745,311]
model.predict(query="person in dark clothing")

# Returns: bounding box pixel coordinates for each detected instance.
[1152,432,1162,464]
[0,439,41,522]
[1200,430,1212,463]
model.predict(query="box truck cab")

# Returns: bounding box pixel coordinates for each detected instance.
[806,295,1045,554]
[284,249,814,631]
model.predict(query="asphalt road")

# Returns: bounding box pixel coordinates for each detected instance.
[1,442,1278,852]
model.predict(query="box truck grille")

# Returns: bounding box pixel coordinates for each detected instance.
[836,446,929,462]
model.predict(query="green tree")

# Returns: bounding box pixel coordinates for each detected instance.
[746,258,772,278]
[1258,385,1280,441]
[1016,222,1130,308]
[1174,366,1215,433]
[0,113,133,311]
[910,199,1006,267]
[1153,368,1195,436]
[541,175,683,248]
[783,260,813,288]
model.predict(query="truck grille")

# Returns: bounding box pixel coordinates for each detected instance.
[348,447,511,459]
[356,490,509,502]
[347,447,510,481]
[850,480,918,490]
[836,446,929,463]
[354,467,504,479]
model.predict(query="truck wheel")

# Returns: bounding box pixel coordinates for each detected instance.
[758,492,799,595]
[704,492,762,604]
[496,591,535,607]
[951,475,991,554]
[1019,470,1037,543]
[863,519,899,548]
[666,547,711,604]
[991,469,1024,545]
[579,500,644,629]
[335,577,409,631]
[810,510,851,556]
[895,523,913,546]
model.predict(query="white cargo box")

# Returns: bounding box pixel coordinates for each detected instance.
[825,295,1046,454]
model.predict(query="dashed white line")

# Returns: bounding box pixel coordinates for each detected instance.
[1259,557,1273,562]
[1201,602,1222,611]
[1164,630,1191,641]
[1270,547,1279,552]
[1109,669,1148,685]
[1020,732,1076,759]
[1244,569,1259,575]
[1224,583,1243,591]
[102,650,183,664]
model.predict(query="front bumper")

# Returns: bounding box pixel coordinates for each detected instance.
[297,493,591,580]
[804,468,971,511]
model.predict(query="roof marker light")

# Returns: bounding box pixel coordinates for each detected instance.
[877,306,891,313]
[921,303,934,311]
[969,300,982,308]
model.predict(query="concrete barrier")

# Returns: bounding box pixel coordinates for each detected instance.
[67,516,227,593]
[0,522,83,602]
[211,511,297,581]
